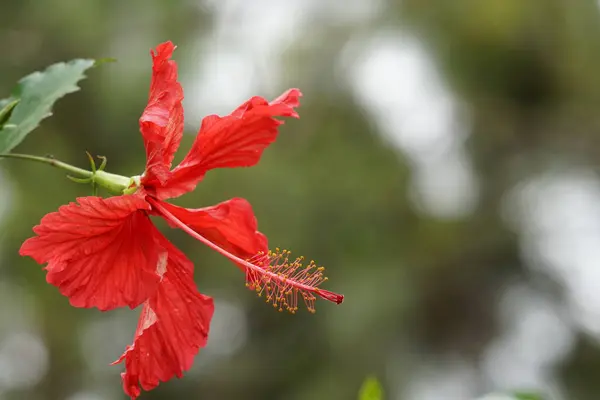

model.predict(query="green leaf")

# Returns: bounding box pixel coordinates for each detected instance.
[0,58,96,154]
[358,376,384,400]
[479,391,544,400]
[512,392,543,400]
[0,99,19,129]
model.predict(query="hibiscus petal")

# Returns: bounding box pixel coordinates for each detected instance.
[153,197,268,263]
[139,41,185,185]
[113,239,214,399]
[20,195,164,311]
[149,88,302,199]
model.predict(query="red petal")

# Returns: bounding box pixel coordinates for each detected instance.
[139,41,185,185]
[113,239,214,399]
[154,198,268,263]
[20,196,164,311]
[149,88,302,199]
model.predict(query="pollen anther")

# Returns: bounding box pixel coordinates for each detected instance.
[244,248,344,314]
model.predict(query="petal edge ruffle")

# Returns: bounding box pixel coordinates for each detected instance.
[113,239,214,399]
[20,195,163,311]
[147,89,302,199]
[140,41,185,185]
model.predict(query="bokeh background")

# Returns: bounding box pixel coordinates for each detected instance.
[2,1,600,399]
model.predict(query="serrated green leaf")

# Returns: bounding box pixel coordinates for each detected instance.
[0,58,95,154]
[358,376,384,400]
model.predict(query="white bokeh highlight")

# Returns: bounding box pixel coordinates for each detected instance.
[192,298,248,374]
[482,284,572,399]
[185,0,382,124]
[79,308,137,375]
[402,356,478,400]
[505,169,600,337]
[0,331,48,391]
[344,32,478,219]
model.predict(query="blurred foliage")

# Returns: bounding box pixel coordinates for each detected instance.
[512,392,544,400]
[1,0,600,400]
[359,376,384,400]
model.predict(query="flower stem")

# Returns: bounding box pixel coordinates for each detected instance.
[0,153,93,179]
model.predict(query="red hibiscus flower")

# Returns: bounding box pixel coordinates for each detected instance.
[19,41,343,399]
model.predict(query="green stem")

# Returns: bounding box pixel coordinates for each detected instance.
[0,153,93,179]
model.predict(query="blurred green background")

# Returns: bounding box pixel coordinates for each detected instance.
[2,0,600,399]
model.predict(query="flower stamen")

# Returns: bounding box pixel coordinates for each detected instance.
[245,249,342,313]
[149,198,344,314]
